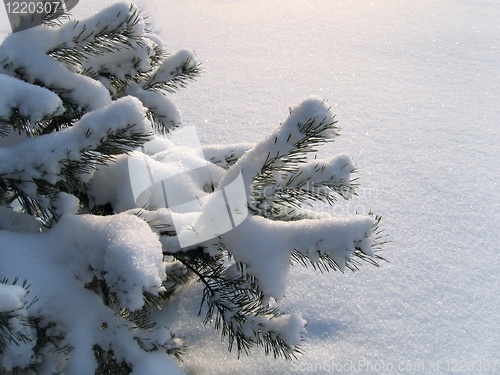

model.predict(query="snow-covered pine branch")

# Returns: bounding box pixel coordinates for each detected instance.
[211,98,342,218]
[0,74,64,137]
[123,98,386,360]
[0,1,200,135]
[0,97,151,224]
[1,213,184,374]
[185,97,384,298]
[202,143,254,169]
[0,0,201,225]
[0,1,387,374]
[0,2,199,370]
[0,96,150,184]
[86,96,386,363]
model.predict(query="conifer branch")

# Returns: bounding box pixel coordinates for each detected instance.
[143,61,201,94]
[173,249,303,360]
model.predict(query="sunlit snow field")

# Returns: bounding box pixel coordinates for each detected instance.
[2,1,499,374]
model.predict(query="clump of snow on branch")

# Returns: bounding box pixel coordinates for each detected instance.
[222,215,376,299]
[0,74,64,128]
[1,213,179,374]
[0,282,36,372]
[0,97,150,185]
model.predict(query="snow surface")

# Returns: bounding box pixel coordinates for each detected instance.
[2,0,499,374]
